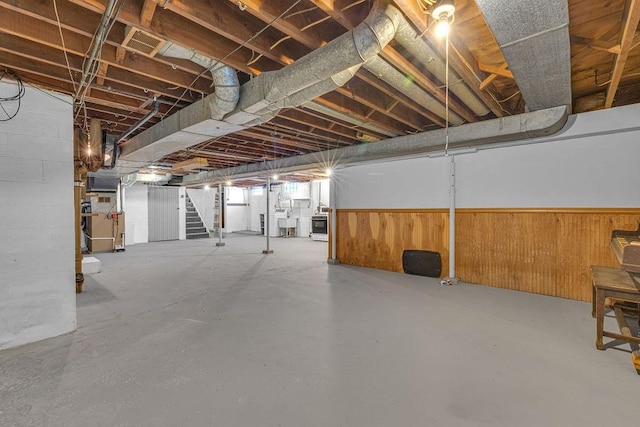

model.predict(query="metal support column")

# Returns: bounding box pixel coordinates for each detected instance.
[445,155,458,284]
[328,174,339,264]
[216,182,225,247]
[263,178,273,254]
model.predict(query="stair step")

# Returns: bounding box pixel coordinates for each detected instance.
[187,226,206,233]
[187,223,207,233]
[186,232,210,239]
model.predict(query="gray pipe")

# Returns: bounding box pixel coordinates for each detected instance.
[226,0,403,125]
[364,57,464,125]
[393,19,491,117]
[117,99,160,144]
[158,42,240,120]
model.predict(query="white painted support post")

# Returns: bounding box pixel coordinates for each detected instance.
[263,178,273,254]
[216,182,225,247]
[446,155,458,283]
[328,174,339,264]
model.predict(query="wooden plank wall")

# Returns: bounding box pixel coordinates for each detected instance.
[336,209,450,276]
[336,208,640,301]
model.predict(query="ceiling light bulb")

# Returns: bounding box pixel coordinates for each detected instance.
[86,146,92,155]
[432,0,455,38]
[204,184,210,190]
[432,0,455,20]
[434,19,451,38]
[226,180,232,186]
[325,168,333,176]
[272,174,279,180]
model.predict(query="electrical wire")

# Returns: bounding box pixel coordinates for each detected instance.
[161,0,305,120]
[52,0,77,94]
[444,28,450,155]
[0,69,26,121]
[74,0,125,127]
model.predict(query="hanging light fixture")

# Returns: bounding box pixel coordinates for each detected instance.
[432,0,455,38]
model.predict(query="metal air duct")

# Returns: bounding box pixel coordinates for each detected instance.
[475,0,572,111]
[118,0,404,168]
[157,42,241,120]
[364,56,464,125]
[180,106,569,185]
[392,18,491,117]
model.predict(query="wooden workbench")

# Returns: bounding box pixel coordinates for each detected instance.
[590,265,640,372]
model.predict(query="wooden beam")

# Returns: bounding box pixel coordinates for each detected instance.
[570,35,621,54]
[480,63,509,90]
[606,0,640,108]
[478,62,514,79]
[95,61,109,85]
[0,1,215,87]
[140,0,157,28]
[115,46,126,65]
[160,0,303,65]
[67,0,274,75]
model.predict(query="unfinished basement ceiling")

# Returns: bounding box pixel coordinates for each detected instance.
[1,0,639,185]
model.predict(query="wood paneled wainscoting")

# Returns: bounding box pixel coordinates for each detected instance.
[336,208,640,301]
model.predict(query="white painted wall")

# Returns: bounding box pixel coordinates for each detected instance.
[0,81,76,350]
[336,104,640,209]
[123,184,148,245]
[178,187,186,240]
[187,188,215,231]
[249,186,266,233]
[311,179,332,212]
[225,186,249,232]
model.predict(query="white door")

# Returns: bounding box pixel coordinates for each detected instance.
[148,186,179,241]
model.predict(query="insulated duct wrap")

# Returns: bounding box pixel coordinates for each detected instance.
[476,0,572,111]
[364,57,464,125]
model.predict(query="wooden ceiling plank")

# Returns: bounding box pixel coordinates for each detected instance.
[270,117,353,147]
[571,35,621,54]
[0,34,198,104]
[0,0,217,81]
[0,8,212,94]
[67,0,277,75]
[335,85,424,131]
[313,96,404,135]
[227,0,335,49]
[155,0,305,65]
[605,0,640,108]
[273,120,352,145]
[140,0,158,28]
[355,71,445,127]
[280,109,365,141]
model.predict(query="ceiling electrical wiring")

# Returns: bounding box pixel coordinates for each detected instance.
[0,69,26,122]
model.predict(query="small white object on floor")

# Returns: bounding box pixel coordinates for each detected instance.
[82,256,101,274]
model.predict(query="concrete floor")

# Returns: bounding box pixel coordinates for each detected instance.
[1,235,638,427]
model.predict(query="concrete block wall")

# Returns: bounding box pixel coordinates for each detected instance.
[0,81,76,350]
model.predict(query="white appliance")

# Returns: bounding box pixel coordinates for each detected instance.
[311,215,328,241]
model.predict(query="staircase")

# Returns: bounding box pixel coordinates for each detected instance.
[185,195,210,240]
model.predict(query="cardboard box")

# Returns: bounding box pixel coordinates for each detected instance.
[86,212,125,253]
